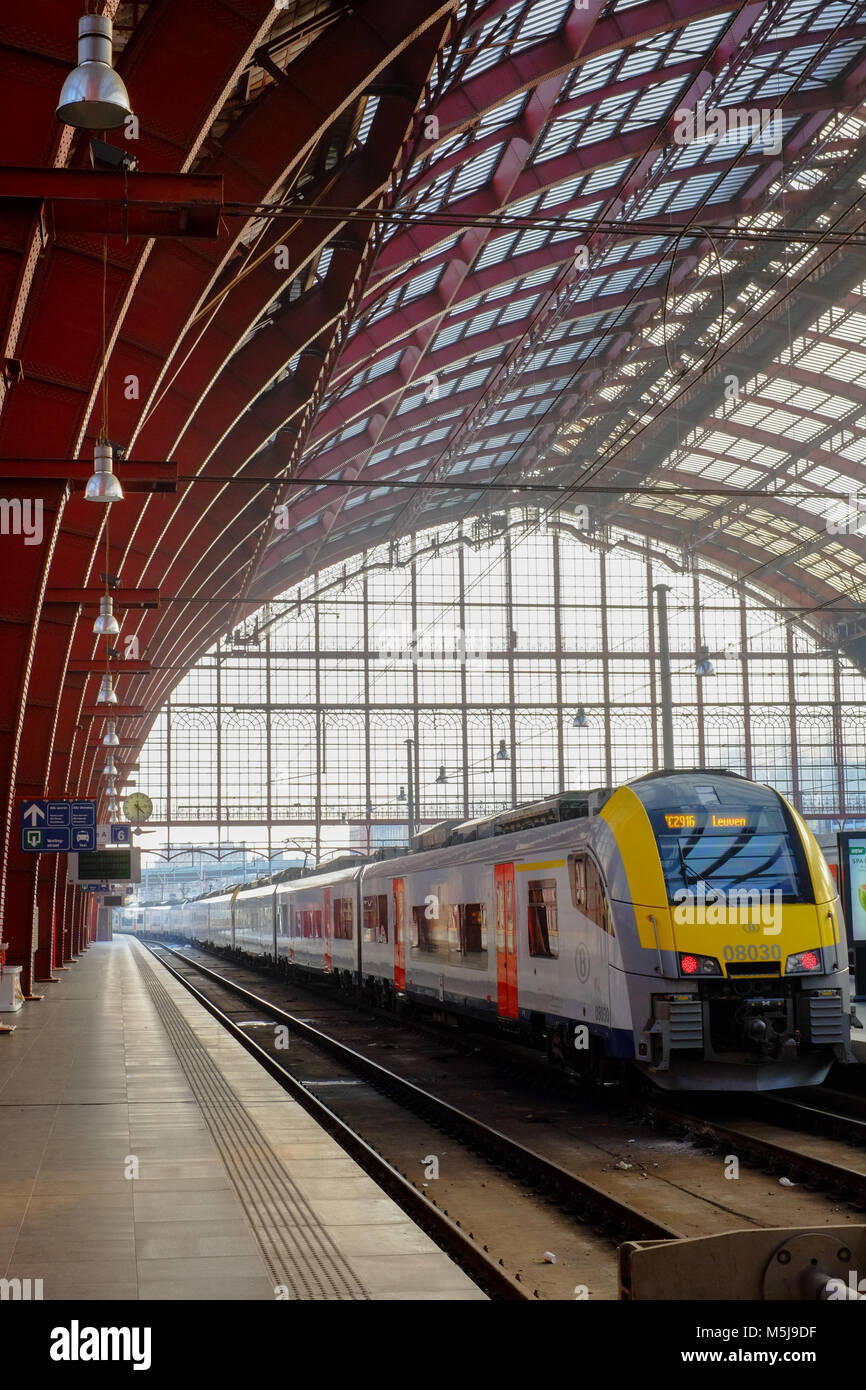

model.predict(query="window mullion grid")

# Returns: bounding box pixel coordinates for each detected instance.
[786,621,800,811]
[506,528,517,809]
[553,527,564,792]
[694,566,706,768]
[459,539,470,821]
[600,550,612,787]
[740,585,753,780]
[315,601,322,862]
[412,554,420,824]
[364,573,372,854]
[646,546,658,772]
[832,652,845,816]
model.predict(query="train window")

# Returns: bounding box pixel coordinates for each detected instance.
[411,904,435,951]
[528,878,558,958]
[294,908,322,939]
[570,855,613,935]
[333,897,354,940]
[568,854,586,908]
[363,894,388,944]
[443,903,488,968]
[459,903,486,954]
[585,858,613,935]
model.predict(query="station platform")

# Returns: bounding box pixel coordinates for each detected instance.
[0,938,484,1301]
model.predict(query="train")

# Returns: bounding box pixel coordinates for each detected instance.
[119,769,858,1092]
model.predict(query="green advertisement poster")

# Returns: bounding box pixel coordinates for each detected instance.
[847,841,866,942]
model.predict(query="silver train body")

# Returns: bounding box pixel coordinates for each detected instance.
[120,771,856,1092]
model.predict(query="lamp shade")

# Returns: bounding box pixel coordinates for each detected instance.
[56,15,133,130]
[103,722,120,747]
[85,441,124,503]
[93,594,120,636]
[96,674,117,704]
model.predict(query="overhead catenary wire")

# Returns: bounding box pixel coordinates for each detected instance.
[217,201,866,250]
[129,29,860,694]
[124,6,866,803]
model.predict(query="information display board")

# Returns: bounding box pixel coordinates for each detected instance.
[19,798,96,851]
[68,846,141,885]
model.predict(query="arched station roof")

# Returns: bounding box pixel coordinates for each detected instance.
[3,0,866,834]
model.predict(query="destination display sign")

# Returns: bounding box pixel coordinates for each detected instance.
[663,811,750,831]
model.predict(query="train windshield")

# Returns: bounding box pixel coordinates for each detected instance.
[630,773,811,903]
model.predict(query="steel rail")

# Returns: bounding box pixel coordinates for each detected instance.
[142,941,529,1301]
[148,941,681,1246]
[644,1100,866,1204]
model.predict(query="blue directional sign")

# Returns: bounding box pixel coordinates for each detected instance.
[19,799,97,852]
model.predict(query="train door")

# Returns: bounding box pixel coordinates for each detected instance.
[494,862,518,1019]
[230,887,240,950]
[323,887,332,973]
[392,877,406,990]
[571,854,612,1030]
[355,874,364,983]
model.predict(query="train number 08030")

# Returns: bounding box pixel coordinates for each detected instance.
[722,943,782,961]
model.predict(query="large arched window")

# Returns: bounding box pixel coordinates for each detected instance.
[135,511,866,859]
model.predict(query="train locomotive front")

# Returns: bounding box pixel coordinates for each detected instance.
[595,771,854,1090]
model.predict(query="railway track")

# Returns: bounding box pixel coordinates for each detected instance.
[143,940,682,1300]
[643,1096,866,1207]
[751,1091,866,1148]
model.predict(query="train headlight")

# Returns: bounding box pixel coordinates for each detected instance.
[680,953,721,976]
[786,948,821,974]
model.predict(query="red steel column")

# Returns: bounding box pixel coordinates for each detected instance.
[53,859,69,971]
[3,844,37,996]
[33,852,59,982]
[69,887,82,958]
[59,878,75,966]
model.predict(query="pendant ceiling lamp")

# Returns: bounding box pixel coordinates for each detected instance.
[93,594,120,636]
[85,441,124,503]
[96,674,117,704]
[56,14,133,131]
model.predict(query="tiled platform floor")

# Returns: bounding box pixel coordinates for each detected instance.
[0,938,485,1301]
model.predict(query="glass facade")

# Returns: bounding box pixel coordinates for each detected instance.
[136,509,866,858]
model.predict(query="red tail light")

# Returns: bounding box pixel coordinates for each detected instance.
[681,954,698,975]
[801,951,818,971]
